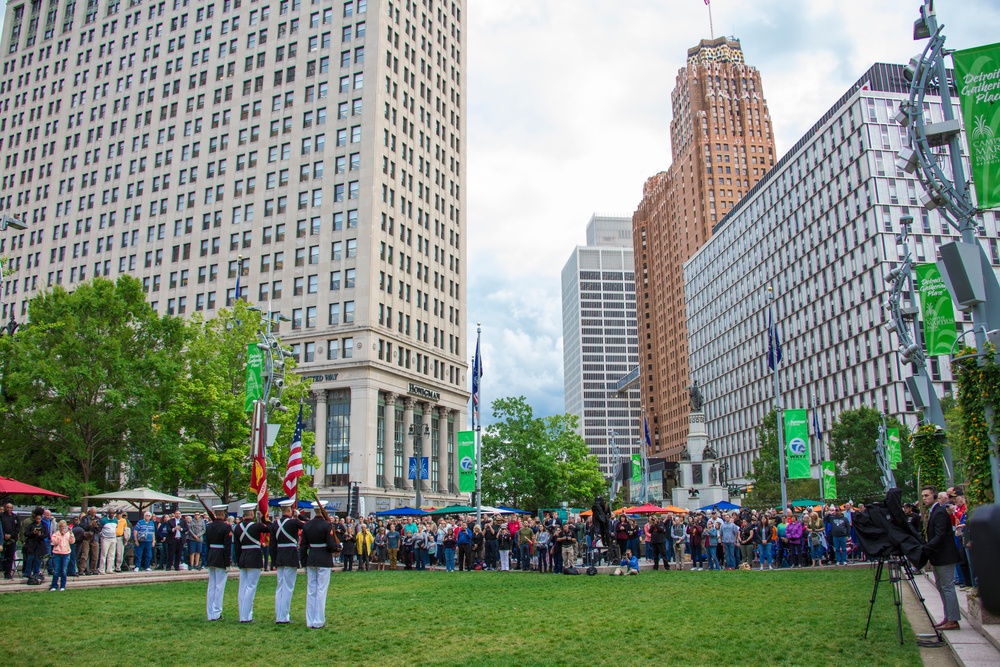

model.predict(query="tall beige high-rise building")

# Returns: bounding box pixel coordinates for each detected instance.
[633,37,774,460]
[0,0,468,512]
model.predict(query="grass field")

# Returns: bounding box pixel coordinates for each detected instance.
[0,568,921,667]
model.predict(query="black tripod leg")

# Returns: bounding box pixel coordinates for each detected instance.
[900,560,945,643]
[864,559,885,639]
[890,559,905,645]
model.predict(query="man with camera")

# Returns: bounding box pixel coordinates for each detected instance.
[921,486,961,631]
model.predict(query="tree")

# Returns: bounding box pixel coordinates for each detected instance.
[828,407,915,504]
[481,396,606,510]
[745,410,820,508]
[0,276,185,505]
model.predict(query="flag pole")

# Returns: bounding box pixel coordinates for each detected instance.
[768,287,788,511]
[814,393,823,502]
[474,323,482,526]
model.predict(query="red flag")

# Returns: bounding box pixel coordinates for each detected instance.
[249,400,269,516]
[282,403,304,501]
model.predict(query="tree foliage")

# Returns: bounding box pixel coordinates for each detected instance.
[828,407,915,504]
[481,396,606,511]
[0,276,185,505]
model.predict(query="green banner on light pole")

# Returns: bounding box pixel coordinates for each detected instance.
[888,428,901,470]
[916,263,957,356]
[245,344,263,412]
[785,409,811,479]
[457,431,476,493]
[631,453,641,484]
[821,461,837,500]
[953,42,1000,208]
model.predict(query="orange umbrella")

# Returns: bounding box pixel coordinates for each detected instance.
[658,505,690,514]
[579,509,593,516]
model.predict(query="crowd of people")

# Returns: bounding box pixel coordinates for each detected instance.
[0,487,975,590]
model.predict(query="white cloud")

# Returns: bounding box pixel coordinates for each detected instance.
[466,0,999,422]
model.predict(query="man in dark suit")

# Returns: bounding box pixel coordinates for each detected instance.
[921,485,961,630]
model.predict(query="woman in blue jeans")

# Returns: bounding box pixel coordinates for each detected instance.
[758,517,775,570]
[49,521,75,591]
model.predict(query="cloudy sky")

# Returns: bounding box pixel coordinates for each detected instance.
[465,0,1000,423]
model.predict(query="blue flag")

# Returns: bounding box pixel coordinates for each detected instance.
[813,407,822,445]
[767,310,782,371]
[643,415,652,450]
[471,337,483,425]
[234,271,242,302]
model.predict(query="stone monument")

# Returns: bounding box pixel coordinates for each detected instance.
[671,383,734,511]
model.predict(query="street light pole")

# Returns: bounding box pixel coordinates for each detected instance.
[408,423,428,510]
[768,287,789,512]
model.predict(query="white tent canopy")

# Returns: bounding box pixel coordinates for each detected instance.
[86,487,201,512]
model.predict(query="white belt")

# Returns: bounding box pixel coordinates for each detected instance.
[309,543,327,548]
[209,544,225,548]
[277,543,298,548]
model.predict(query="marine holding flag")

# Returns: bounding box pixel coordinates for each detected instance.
[271,403,306,624]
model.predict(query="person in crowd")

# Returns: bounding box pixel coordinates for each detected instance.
[341,523,357,572]
[903,502,923,538]
[113,510,129,573]
[356,523,373,572]
[48,520,75,591]
[828,509,850,566]
[806,511,825,567]
[133,511,156,572]
[41,509,56,575]
[386,523,401,570]
[516,521,534,571]
[535,525,551,573]
[643,520,652,563]
[720,514,739,570]
[615,516,629,560]
[23,508,49,581]
[425,524,437,568]
[668,516,685,570]
[949,487,972,590]
[483,520,498,571]
[738,519,757,569]
[456,522,473,571]
[442,528,457,572]
[785,513,804,568]
[922,486,961,631]
[626,519,641,562]
[68,517,83,577]
[165,510,188,572]
[188,512,205,570]
[496,525,511,572]
[373,526,388,566]
[703,518,720,571]
[559,522,577,572]
[1,503,19,580]
[687,517,704,571]
[98,510,119,574]
[77,509,99,575]
[471,524,485,566]
[412,526,427,571]
[401,527,414,570]
[648,516,669,571]
[758,516,775,570]
[618,548,640,576]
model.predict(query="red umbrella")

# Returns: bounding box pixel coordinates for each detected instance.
[626,503,673,514]
[0,476,67,498]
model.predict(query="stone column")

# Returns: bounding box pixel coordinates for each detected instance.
[450,409,462,497]
[418,402,432,493]
[313,390,328,488]
[401,398,414,491]
[436,406,449,494]
[383,393,396,490]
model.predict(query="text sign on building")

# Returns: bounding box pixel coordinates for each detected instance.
[408,383,441,401]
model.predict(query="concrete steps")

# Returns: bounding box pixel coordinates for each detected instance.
[915,570,1000,667]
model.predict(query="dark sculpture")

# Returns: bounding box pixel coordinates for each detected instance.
[591,496,619,564]
[702,444,718,460]
[689,380,705,412]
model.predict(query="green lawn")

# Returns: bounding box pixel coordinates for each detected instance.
[0,568,920,667]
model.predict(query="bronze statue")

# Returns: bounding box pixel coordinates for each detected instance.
[591,497,618,564]
[689,380,705,412]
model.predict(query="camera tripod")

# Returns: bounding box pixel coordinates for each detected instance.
[864,556,945,648]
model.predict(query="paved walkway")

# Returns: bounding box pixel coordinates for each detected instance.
[911,569,1000,667]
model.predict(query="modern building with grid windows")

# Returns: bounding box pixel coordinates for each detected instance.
[684,63,994,482]
[0,0,468,511]
[561,214,643,478]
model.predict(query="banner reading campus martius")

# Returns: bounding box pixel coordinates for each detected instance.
[784,409,811,479]
[954,42,1000,208]
[916,263,957,356]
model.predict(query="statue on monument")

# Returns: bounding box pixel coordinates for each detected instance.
[591,496,619,564]
[702,443,718,460]
[689,380,704,412]
[709,464,718,486]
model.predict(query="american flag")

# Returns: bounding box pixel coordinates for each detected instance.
[471,336,483,425]
[249,400,269,516]
[282,402,305,501]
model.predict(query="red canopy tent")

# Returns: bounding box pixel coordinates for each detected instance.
[0,476,66,498]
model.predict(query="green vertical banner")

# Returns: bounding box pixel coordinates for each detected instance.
[915,263,957,356]
[245,344,263,412]
[888,428,902,470]
[785,409,811,479]
[457,431,476,492]
[821,461,837,500]
[953,43,1000,208]
[631,453,641,484]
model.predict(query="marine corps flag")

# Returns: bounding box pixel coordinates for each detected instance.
[250,400,269,516]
